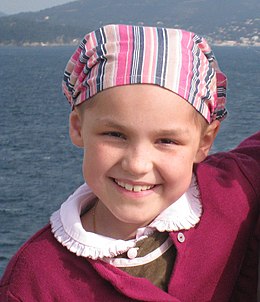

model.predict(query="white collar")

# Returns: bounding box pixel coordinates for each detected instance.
[50,175,202,259]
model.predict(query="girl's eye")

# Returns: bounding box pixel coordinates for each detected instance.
[158,138,177,145]
[103,132,126,139]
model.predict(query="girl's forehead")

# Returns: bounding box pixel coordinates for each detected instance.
[82,85,199,127]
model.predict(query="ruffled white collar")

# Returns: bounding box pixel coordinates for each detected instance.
[50,175,202,259]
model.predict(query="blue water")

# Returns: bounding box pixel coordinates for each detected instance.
[0,46,259,276]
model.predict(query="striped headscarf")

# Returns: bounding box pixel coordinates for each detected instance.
[63,24,227,123]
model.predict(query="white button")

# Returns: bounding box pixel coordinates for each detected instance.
[177,232,185,243]
[127,247,139,259]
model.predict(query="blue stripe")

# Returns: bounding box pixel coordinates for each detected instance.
[95,27,107,93]
[202,65,215,101]
[136,27,144,82]
[130,26,144,83]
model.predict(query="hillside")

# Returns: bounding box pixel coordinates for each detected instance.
[0,0,259,46]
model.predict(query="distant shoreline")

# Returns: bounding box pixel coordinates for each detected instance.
[0,41,259,47]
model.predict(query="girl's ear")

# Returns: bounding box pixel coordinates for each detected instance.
[69,110,84,147]
[195,120,220,163]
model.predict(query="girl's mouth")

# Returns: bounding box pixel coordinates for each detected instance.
[113,179,155,192]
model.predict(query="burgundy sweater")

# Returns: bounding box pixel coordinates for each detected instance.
[1,132,260,302]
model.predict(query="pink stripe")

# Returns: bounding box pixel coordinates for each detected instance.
[116,25,133,85]
[125,25,134,83]
[150,28,158,82]
[116,26,127,85]
[179,31,193,100]
[88,32,98,97]
[197,52,208,102]
[141,28,150,81]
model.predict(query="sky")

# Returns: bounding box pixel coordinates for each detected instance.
[0,0,75,15]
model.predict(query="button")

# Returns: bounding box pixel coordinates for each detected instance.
[127,247,139,259]
[177,232,185,243]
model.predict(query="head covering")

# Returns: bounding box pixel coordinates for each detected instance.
[63,24,227,123]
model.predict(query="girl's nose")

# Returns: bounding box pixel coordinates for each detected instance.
[121,146,153,176]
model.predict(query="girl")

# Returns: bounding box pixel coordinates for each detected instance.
[1,24,259,302]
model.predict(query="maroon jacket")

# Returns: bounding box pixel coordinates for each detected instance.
[1,132,260,302]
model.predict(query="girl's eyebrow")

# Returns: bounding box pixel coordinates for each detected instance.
[96,118,192,137]
[96,118,128,131]
[154,128,192,137]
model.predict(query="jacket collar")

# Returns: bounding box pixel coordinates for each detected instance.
[50,175,202,259]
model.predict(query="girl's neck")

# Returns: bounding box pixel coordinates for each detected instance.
[81,201,147,240]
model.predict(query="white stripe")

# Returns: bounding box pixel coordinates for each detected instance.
[160,28,167,86]
[183,31,192,97]
[132,26,140,82]
[97,28,106,91]
[102,237,173,267]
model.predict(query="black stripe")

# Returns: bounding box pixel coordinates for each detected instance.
[155,28,165,86]
[95,27,107,93]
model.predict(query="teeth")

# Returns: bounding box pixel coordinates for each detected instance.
[125,183,134,191]
[115,180,154,192]
[133,186,142,192]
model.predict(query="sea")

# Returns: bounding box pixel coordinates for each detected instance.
[0,45,259,276]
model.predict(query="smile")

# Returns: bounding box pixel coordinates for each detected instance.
[114,179,155,192]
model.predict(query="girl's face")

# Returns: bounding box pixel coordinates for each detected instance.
[70,85,217,239]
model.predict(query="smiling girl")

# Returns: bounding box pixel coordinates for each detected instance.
[1,24,259,302]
